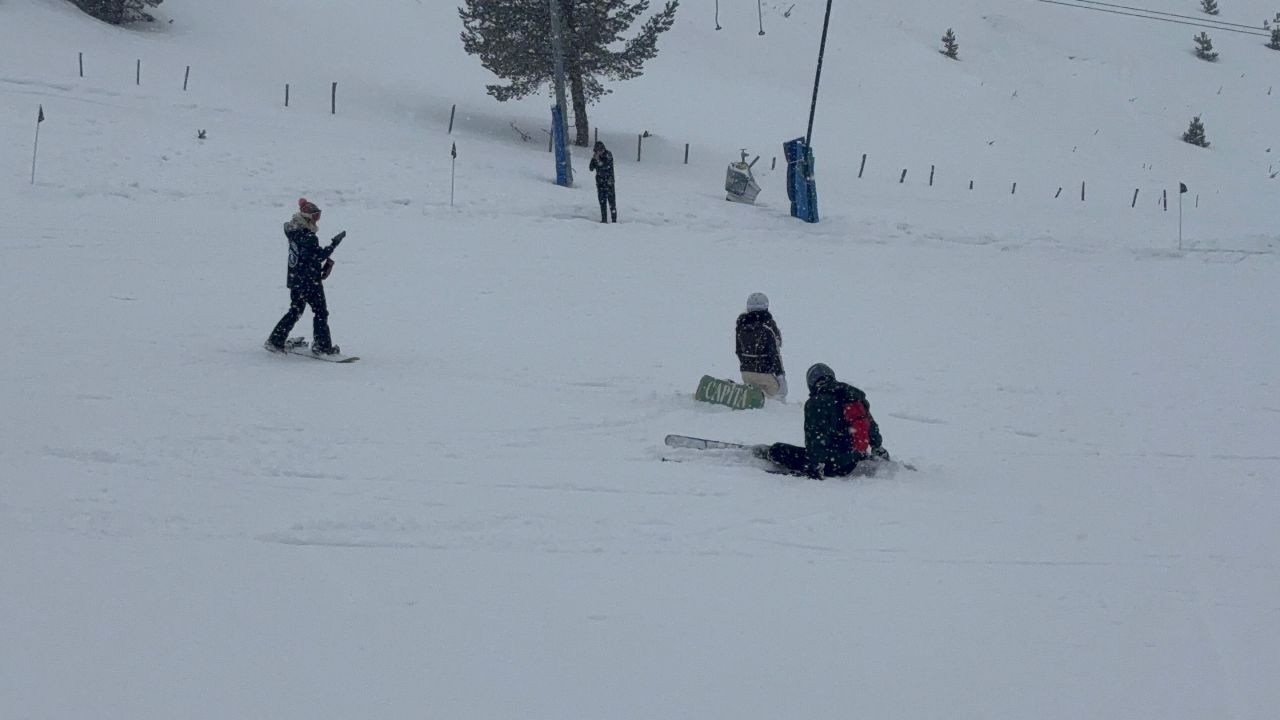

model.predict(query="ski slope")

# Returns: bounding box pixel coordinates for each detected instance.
[2,0,1278,718]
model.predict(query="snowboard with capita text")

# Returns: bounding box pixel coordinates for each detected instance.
[694,375,766,410]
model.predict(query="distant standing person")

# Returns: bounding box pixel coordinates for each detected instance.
[265,198,347,356]
[589,140,617,223]
[736,292,787,401]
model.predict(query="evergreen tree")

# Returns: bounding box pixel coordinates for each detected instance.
[459,0,680,147]
[69,0,162,24]
[1182,115,1210,147]
[940,28,959,59]
[1194,32,1218,61]
[1201,0,1219,16]
[1268,16,1280,50]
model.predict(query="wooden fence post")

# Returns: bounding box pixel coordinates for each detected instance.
[1162,188,1168,211]
[858,153,867,178]
[929,165,935,186]
[969,180,974,190]
[1131,188,1139,208]
[448,104,456,134]
[331,82,337,114]
[1081,181,1086,201]
[771,157,777,170]
[183,65,190,91]
[285,83,290,107]
[136,59,141,86]
[636,134,643,162]
[899,169,907,183]
[79,52,84,78]
[1054,187,1062,198]
[1011,182,1017,195]
[684,143,689,165]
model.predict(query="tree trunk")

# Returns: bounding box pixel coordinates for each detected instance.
[569,71,591,147]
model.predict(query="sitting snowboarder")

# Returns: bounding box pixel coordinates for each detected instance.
[736,292,787,401]
[265,198,346,356]
[757,363,890,479]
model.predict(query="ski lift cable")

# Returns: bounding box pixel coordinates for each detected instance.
[1035,0,1269,37]
[1074,0,1270,31]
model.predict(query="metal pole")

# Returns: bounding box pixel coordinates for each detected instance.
[805,0,835,147]
[758,0,766,35]
[548,0,574,186]
[1178,193,1183,250]
[31,122,41,185]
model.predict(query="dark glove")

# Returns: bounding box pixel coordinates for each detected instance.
[872,447,891,461]
[330,231,347,245]
[321,258,334,280]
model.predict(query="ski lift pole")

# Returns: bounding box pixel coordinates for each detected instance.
[450,143,457,207]
[806,0,834,148]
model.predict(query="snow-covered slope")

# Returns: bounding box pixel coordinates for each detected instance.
[2,1,1278,718]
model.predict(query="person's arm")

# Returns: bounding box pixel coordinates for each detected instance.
[589,156,599,172]
[803,406,823,479]
[318,231,346,261]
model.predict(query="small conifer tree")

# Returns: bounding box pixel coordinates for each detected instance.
[1194,32,1219,61]
[1201,0,1219,15]
[1183,116,1210,147]
[940,28,959,59]
[1268,16,1280,50]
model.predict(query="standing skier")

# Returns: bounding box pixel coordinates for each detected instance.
[589,140,617,223]
[736,292,787,401]
[265,198,346,356]
[758,363,890,479]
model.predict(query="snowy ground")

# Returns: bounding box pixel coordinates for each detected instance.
[2,0,1279,718]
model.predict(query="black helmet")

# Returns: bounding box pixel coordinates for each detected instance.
[806,363,835,391]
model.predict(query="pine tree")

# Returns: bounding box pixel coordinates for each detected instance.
[1201,0,1219,16]
[1268,16,1280,50]
[459,0,680,147]
[69,0,162,24]
[1194,32,1218,61]
[940,28,959,59]
[1182,116,1210,147]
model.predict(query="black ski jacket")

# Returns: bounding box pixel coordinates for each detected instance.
[736,310,784,375]
[802,378,884,477]
[285,222,342,289]
[589,150,615,188]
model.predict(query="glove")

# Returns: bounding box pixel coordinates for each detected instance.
[321,258,334,280]
[330,231,347,245]
[872,446,891,461]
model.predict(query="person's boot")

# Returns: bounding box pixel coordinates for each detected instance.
[312,344,341,356]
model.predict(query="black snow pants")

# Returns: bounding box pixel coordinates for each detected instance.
[765,443,857,479]
[269,282,333,351]
[597,184,617,223]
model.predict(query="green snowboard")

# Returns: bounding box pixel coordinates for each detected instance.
[694,375,766,410]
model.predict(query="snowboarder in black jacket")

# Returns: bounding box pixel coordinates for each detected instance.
[265,198,346,355]
[759,363,889,479]
[736,292,787,400]
[589,141,617,223]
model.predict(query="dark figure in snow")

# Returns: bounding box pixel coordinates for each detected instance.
[736,292,787,401]
[265,198,346,355]
[758,363,890,479]
[589,141,617,223]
